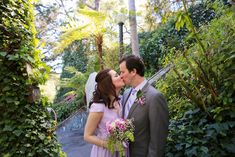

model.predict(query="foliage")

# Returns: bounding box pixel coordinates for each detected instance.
[157,6,235,157]
[53,3,126,122]
[34,1,61,42]
[61,41,88,74]
[53,40,109,120]
[54,40,88,103]
[54,42,121,120]
[54,8,107,70]
[53,40,90,121]
[86,53,102,72]
[102,43,120,70]
[55,52,104,116]
[0,0,64,156]
[51,98,84,123]
[39,73,60,102]
[138,2,216,75]
[54,43,121,121]
[54,50,103,121]
[60,67,87,98]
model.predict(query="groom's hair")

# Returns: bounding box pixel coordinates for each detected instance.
[119,55,145,76]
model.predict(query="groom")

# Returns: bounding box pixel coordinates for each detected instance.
[119,55,169,157]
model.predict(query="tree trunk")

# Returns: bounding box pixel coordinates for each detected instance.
[84,0,103,69]
[94,0,102,70]
[129,0,140,57]
[84,0,100,11]
[95,34,104,70]
[94,0,100,10]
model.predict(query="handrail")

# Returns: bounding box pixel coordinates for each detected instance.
[148,63,173,85]
[56,105,88,129]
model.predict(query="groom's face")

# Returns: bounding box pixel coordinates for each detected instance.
[119,61,135,86]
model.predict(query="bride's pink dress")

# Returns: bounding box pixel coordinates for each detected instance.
[89,102,120,157]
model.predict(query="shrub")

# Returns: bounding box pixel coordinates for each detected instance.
[157,7,235,156]
[138,2,216,74]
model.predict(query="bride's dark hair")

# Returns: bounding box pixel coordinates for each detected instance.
[89,69,119,109]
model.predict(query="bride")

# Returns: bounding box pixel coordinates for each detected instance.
[84,68,125,157]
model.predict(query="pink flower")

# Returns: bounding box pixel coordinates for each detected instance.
[137,96,146,105]
[106,121,116,134]
[134,90,146,105]
[116,121,126,131]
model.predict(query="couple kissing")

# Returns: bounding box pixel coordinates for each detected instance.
[84,55,169,157]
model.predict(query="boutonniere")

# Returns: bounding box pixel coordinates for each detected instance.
[134,90,146,105]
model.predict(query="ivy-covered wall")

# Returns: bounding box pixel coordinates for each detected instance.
[0,0,64,156]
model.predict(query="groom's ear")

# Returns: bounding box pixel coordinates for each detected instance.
[131,68,137,75]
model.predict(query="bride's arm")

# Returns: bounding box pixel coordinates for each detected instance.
[84,112,107,148]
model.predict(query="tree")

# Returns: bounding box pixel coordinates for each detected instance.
[34,0,77,72]
[80,0,101,10]
[54,8,107,70]
[129,0,140,56]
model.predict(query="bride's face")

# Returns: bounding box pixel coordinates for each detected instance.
[109,70,125,89]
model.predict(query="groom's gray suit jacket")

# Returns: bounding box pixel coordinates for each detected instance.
[121,82,169,157]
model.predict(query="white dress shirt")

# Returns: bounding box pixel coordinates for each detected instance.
[124,79,147,118]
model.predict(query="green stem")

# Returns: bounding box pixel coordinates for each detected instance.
[182,0,207,56]
[183,55,205,105]
[194,59,218,104]
[172,64,202,108]
[173,64,213,119]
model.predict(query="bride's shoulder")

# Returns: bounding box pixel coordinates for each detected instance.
[89,102,106,112]
[91,102,105,107]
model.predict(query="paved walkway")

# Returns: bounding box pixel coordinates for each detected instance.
[57,130,92,157]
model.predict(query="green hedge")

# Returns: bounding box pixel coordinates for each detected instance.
[0,0,64,156]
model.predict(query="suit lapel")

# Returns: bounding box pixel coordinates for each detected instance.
[127,101,138,118]
[127,82,150,118]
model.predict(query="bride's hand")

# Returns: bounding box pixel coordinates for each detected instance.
[101,140,108,148]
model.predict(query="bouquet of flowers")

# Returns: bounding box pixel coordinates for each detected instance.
[106,118,135,157]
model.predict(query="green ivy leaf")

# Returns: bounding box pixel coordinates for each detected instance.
[3,125,14,131]
[200,146,208,153]
[13,130,23,136]
[39,134,46,140]
[0,51,7,57]
[3,153,11,157]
